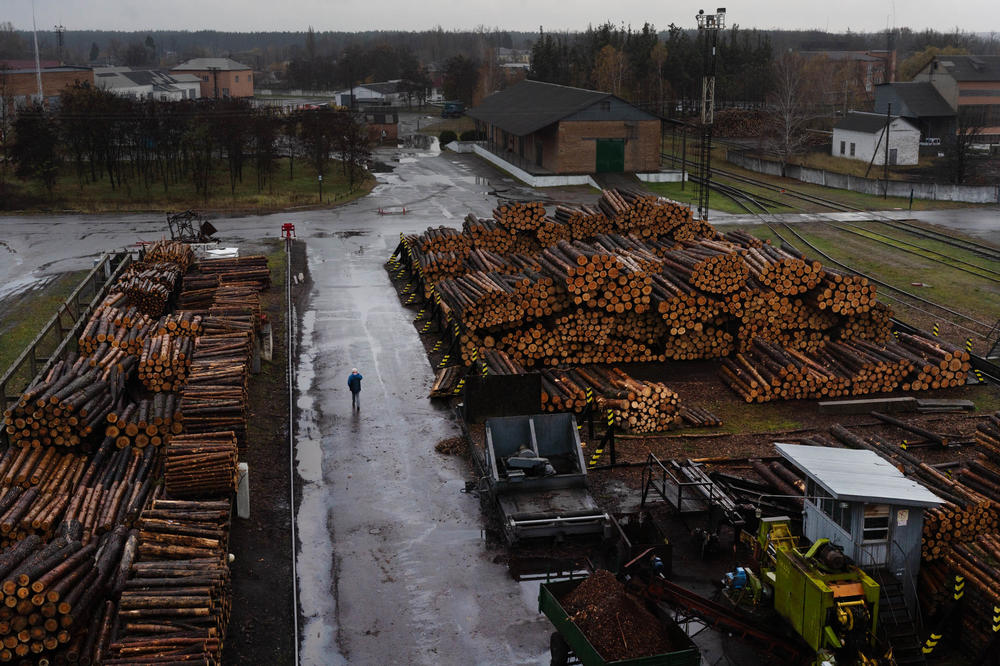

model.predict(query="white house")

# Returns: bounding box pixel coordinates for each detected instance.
[94,67,201,101]
[832,111,920,166]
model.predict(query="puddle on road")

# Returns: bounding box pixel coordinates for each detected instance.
[295,296,347,665]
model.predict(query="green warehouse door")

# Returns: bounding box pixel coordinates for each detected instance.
[595,139,625,173]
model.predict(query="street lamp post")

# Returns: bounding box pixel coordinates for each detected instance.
[318,173,323,203]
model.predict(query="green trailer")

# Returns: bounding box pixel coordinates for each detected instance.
[539,578,700,666]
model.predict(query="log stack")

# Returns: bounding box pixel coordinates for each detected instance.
[493,201,546,232]
[896,332,971,390]
[180,333,251,441]
[144,240,195,273]
[463,215,515,254]
[105,394,182,449]
[107,496,231,665]
[553,204,608,240]
[192,255,270,290]
[138,334,193,393]
[112,261,183,318]
[418,226,472,255]
[3,352,135,448]
[164,432,239,498]
[78,294,155,357]
[813,268,876,315]
[662,240,749,295]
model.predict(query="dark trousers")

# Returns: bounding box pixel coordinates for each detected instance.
[351,390,360,408]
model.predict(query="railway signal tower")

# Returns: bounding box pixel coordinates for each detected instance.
[696,8,725,221]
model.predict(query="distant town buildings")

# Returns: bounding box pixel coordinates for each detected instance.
[94,67,201,101]
[912,55,1000,144]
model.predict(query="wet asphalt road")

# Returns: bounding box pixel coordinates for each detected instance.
[289,142,554,665]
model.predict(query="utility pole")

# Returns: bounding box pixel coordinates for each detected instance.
[883,103,891,198]
[209,67,220,99]
[695,8,725,222]
[54,25,65,64]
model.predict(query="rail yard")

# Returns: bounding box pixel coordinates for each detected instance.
[1,138,999,666]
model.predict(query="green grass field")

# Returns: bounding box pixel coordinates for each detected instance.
[1,159,374,213]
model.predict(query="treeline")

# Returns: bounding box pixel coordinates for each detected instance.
[283,34,432,94]
[530,22,773,114]
[8,84,370,197]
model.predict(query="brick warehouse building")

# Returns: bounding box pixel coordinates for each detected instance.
[468,80,661,175]
[1,66,94,107]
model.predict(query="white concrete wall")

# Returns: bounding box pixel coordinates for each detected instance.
[466,143,600,188]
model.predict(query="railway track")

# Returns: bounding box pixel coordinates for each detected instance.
[766,221,995,342]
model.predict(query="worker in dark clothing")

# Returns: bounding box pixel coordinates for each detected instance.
[348,368,363,409]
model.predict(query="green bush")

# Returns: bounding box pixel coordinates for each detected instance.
[439,130,458,146]
[459,130,483,141]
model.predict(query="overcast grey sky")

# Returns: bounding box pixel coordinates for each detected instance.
[7,0,1000,34]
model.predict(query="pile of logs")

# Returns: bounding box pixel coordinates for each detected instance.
[112,262,183,317]
[180,333,251,441]
[493,201,545,232]
[741,244,825,296]
[463,215,515,254]
[107,496,231,665]
[552,205,608,240]
[3,351,135,448]
[105,394,182,448]
[718,331,967,403]
[138,334,193,392]
[418,226,472,255]
[143,240,194,273]
[190,255,271,290]
[945,536,1000,658]
[164,432,238,498]
[153,312,203,337]
[710,109,767,137]
[436,270,565,331]
[78,294,155,357]
[813,269,876,315]
[662,240,749,295]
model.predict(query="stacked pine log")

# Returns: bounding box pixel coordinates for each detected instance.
[661,240,749,295]
[962,414,1000,504]
[191,255,270,290]
[138,333,193,392]
[837,302,893,343]
[164,432,238,498]
[3,352,135,448]
[180,333,251,442]
[153,311,203,337]
[78,294,155,357]
[464,248,540,275]
[710,109,767,137]
[418,226,472,255]
[493,201,546,232]
[553,204,608,240]
[740,244,825,295]
[0,439,156,550]
[436,270,565,331]
[945,536,1000,658]
[463,215,515,253]
[896,332,971,390]
[536,218,574,246]
[144,240,195,272]
[105,394,182,449]
[112,261,183,317]
[613,189,696,240]
[106,496,231,665]
[813,268,876,315]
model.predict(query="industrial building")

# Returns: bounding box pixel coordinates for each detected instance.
[468,79,662,175]
[832,111,920,165]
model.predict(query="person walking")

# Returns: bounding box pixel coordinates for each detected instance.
[348,368,363,410]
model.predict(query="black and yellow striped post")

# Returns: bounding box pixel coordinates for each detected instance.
[993,604,1000,634]
[481,361,489,377]
[432,340,442,352]
[414,308,426,321]
[453,377,466,395]
[420,320,432,333]
[966,338,973,354]
[921,632,942,655]
[606,408,617,466]
[975,369,985,383]
[954,575,965,601]
[589,444,604,468]
[932,323,940,337]
[438,354,451,369]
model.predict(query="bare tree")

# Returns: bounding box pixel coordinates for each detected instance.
[764,52,819,172]
[941,106,987,185]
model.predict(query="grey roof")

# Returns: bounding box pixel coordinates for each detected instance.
[877,82,955,118]
[834,111,908,133]
[776,444,943,507]
[930,55,1000,81]
[469,80,614,136]
[172,58,251,72]
[94,67,199,92]
[359,80,403,94]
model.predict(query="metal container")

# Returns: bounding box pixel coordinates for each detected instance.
[539,578,700,666]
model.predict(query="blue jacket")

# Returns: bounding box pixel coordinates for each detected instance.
[348,372,363,393]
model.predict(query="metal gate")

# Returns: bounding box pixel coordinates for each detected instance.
[595,139,625,173]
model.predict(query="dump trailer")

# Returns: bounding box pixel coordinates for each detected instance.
[540,577,700,666]
[753,517,885,665]
[482,413,610,544]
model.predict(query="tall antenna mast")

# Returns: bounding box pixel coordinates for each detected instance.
[31,0,43,101]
